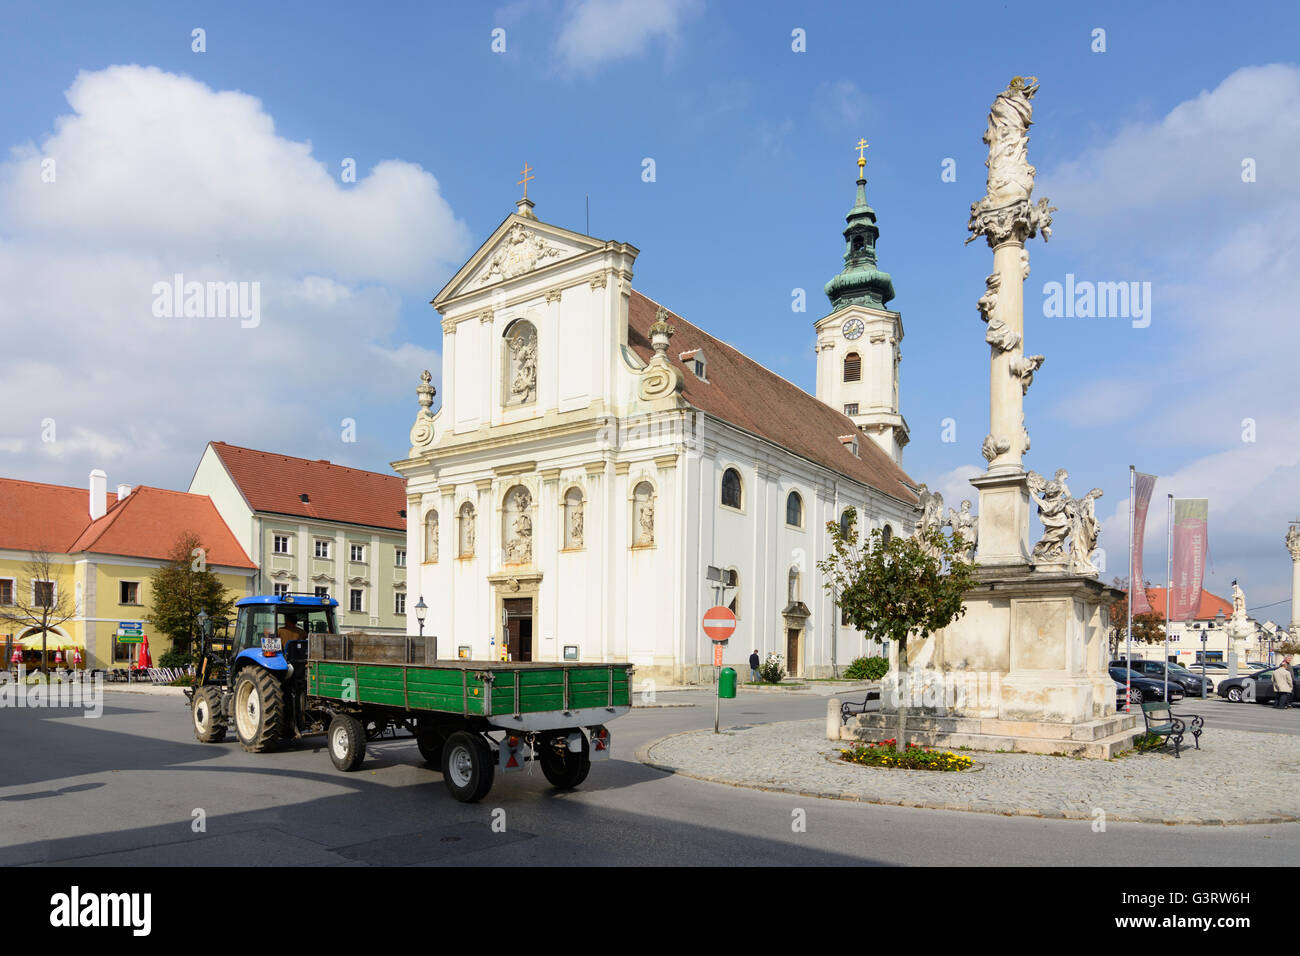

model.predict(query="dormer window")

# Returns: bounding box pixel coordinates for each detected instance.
[680,349,707,382]
[839,434,859,458]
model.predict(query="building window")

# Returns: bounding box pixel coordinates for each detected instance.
[786,491,803,528]
[458,501,476,557]
[882,524,894,546]
[726,568,741,619]
[394,592,406,615]
[563,487,585,549]
[33,581,54,608]
[395,548,407,567]
[314,586,329,600]
[0,579,12,605]
[273,583,290,598]
[843,352,861,382]
[314,540,331,559]
[273,534,291,555]
[843,403,859,416]
[721,468,743,510]
[694,360,705,378]
[119,581,140,605]
[839,509,855,539]
[350,544,365,563]
[349,589,364,613]
[113,639,136,664]
[503,319,539,407]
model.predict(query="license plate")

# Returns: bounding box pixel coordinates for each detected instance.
[261,637,282,653]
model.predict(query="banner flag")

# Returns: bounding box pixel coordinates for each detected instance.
[1171,498,1209,621]
[1131,472,1158,615]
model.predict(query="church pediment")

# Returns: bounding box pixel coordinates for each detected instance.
[434,213,611,307]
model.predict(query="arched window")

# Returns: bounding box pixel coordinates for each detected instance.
[503,319,538,407]
[843,352,861,383]
[633,482,655,547]
[882,523,894,546]
[839,508,855,539]
[457,501,476,558]
[785,491,803,527]
[727,568,741,619]
[424,509,439,563]
[563,487,584,549]
[721,468,742,509]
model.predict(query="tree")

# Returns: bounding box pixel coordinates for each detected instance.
[817,508,977,747]
[1106,578,1166,657]
[146,532,236,659]
[0,550,77,677]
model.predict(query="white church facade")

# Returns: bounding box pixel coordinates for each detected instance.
[395,168,919,684]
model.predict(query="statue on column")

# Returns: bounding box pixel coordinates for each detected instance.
[967,77,1056,247]
[1027,469,1072,563]
[946,500,979,561]
[1287,524,1300,561]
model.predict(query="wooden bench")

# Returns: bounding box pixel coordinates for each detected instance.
[1140,702,1204,757]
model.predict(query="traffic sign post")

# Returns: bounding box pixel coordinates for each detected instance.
[703,606,737,733]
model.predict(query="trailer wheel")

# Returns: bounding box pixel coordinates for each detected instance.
[232,667,284,753]
[416,729,444,766]
[441,731,494,803]
[539,731,591,790]
[328,714,366,772]
[191,686,227,743]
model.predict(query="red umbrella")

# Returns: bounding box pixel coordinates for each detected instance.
[73,648,83,665]
[10,650,20,664]
[54,650,63,665]
[137,635,152,669]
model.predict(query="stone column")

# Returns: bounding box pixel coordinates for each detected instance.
[1288,524,1300,634]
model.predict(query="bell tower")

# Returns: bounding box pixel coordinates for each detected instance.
[814,140,909,465]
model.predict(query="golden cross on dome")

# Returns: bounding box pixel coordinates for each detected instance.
[855,138,869,161]
[517,162,534,200]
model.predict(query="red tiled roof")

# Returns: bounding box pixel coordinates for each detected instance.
[210,442,406,531]
[1129,587,1233,620]
[0,478,118,552]
[0,478,253,568]
[68,486,255,568]
[626,291,918,504]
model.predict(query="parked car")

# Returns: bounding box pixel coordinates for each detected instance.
[1217,665,1300,704]
[1112,658,1213,696]
[1108,667,1182,705]
[1191,662,1229,672]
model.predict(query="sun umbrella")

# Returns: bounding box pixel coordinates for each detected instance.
[137,635,152,669]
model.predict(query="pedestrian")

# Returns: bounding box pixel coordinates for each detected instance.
[1274,656,1293,709]
[749,649,760,684]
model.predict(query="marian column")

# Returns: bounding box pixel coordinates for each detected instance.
[966,77,1055,566]
[1288,524,1300,635]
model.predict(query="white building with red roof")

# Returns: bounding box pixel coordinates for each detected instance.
[394,175,920,683]
[188,441,409,635]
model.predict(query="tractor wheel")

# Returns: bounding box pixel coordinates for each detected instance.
[192,686,227,743]
[539,731,591,790]
[441,731,494,803]
[417,729,445,766]
[232,667,285,753]
[328,714,366,772]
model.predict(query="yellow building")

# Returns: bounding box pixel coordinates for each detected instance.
[0,471,256,670]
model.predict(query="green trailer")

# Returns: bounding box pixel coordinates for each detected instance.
[304,632,633,802]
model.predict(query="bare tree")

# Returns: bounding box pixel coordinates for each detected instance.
[0,550,76,676]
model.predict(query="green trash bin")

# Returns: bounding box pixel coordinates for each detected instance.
[719,666,737,699]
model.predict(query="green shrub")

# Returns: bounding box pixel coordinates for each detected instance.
[159,647,192,669]
[758,654,786,684]
[844,656,889,681]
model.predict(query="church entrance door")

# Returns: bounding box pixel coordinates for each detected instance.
[786,628,801,678]
[504,598,533,662]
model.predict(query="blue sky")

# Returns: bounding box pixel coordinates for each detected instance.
[3,1,1299,619]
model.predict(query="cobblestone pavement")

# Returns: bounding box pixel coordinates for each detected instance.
[638,718,1300,825]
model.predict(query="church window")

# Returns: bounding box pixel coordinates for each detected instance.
[882,524,894,546]
[839,508,855,539]
[458,501,476,558]
[563,487,584,549]
[632,482,655,547]
[503,320,539,407]
[843,403,859,416]
[721,468,743,510]
[425,510,439,563]
[727,568,741,619]
[843,352,861,382]
[785,491,803,528]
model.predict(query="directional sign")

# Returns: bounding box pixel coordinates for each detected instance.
[702,606,737,642]
[118,621,143,635]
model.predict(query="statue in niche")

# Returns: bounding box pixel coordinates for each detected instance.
[425,511,439,563]
[634,482,655,547]
[506,324,538,406]
[570,503,584,548]
[504,489,533,564]
[459,502,475,557]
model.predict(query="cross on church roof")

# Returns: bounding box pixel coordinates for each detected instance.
[855,138,869,175]
[517,162,534,200]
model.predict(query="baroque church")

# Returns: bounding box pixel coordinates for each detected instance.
[395,157,919,683]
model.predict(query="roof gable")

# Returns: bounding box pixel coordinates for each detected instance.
[0,478,118,553]
[68,486,256,568]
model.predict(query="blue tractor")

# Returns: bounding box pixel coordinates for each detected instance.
[186,593,338,751]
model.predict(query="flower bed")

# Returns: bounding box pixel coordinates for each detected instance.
[839,739,973,772]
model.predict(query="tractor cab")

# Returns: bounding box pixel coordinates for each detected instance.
[233,594,337,667]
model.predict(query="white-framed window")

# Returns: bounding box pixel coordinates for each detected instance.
[273,583,290,598]
[273,534,291,555]
[843,403,859,416]
[119,581,140,605]
[394,592,406,615]
[350,543,365,563]
[720,468,743,510]
[314,586,330,600]
[314,540,331,559]
[785,491,803,528]
[349,589,363,612]
[395,548,407,567]
[33,580,55,608]
[0,578,13,605]
[843,352,862,382]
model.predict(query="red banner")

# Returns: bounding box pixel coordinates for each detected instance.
[1131,472,1157,614]
[1171,499,1208,621]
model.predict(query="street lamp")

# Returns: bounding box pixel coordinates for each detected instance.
[415,597,430,660]
[1209,609,1226,698]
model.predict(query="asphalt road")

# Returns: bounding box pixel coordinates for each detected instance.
[0,687,1296,866]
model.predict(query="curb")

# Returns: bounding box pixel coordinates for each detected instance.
[102,684,188,696]
[634,728,1300,827]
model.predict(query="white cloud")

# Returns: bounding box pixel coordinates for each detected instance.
[0,65,470,489]
[554,0,701,75]
[815,79,869,127]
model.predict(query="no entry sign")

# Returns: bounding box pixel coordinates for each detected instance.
[703,605,737,642]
